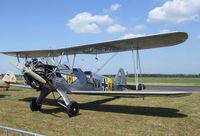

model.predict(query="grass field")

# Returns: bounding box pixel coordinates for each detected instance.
[127,77,200,86]
[0,86,200,136]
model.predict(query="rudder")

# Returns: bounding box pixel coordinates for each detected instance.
[2,71,17,83]
[114,68,126,85]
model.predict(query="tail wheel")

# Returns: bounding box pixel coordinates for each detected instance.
[30,98,42,111]
[67,101,79,117]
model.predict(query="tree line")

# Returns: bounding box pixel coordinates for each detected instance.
[105,74,200,78]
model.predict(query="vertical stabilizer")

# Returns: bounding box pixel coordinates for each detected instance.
[114,68,126,85]
[2,71,17,83]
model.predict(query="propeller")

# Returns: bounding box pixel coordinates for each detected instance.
[7,60,46,84]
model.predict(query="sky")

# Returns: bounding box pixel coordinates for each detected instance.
[0,0,200,75]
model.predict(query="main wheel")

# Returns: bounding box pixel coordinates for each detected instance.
[67,101,79,117]
[138,84,146,90]
[30,98,42,111]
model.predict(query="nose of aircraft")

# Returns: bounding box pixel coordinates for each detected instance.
[7,59,46,84]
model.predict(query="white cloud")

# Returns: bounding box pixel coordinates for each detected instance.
[197,35,200,41]
[147,0,200,23]
[121,33,145,39]
[110,3,121,11]
[107,24,126,33]
[133,24,145,31]
[104,3,121,13]
[159,29,172,33]
[68,12,114,33]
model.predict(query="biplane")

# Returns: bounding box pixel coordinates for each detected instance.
[1,31,191,117]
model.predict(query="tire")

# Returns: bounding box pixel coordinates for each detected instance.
[30,98,42,111]
[138,84,146,90]
[67,101,79,117]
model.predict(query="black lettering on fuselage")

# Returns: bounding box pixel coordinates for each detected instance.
[92,78,101,88]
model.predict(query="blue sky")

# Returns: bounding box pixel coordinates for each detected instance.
[0,0,200,74]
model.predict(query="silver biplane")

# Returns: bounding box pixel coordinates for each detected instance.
[1,32,191,117]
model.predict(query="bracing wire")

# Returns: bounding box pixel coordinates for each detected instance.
[95,53,118,74]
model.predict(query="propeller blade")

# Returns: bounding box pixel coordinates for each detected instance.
[7,60,46,84]
[7,60,24,71]
[24,70,46,84]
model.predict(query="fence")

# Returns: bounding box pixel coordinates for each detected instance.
[0,125,44,136]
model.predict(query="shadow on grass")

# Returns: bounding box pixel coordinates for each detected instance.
[18,97,65,117]
[0,94,10,98]
[19,97,187,118]
[0,88,23,92]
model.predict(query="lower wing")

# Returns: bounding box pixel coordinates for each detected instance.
[70,91,191,97]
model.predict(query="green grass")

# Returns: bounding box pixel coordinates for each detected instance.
[0,87,200,136]
[127,77,200,86]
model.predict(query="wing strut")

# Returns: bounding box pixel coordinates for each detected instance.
[66,55,71,68]
[132,49,144,90]
[72,54,76,69]
[16,54,20,63]
[137,49,144,89]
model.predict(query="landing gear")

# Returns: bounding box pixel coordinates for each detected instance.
[55,85,79,117]
[67,101,79,117]
[30,98,42,111]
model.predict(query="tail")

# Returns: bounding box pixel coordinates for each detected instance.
[2,71,17,84]
[114,68,127,85]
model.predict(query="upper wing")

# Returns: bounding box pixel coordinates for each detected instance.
[1,32,188,58]
[70,90,191,97]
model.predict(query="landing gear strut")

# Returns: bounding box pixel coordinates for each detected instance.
[30,98,42,111]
